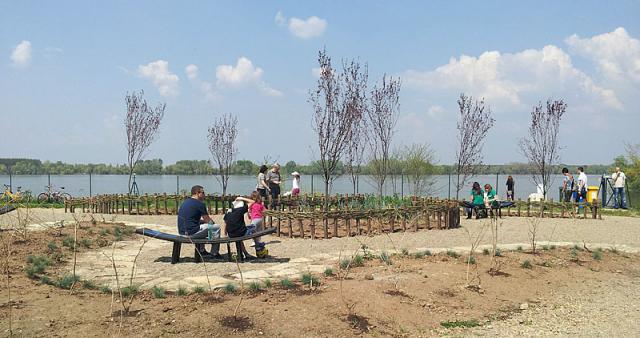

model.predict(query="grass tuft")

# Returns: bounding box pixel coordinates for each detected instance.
[57,274,80,289]
[466,256,476,265]
[223,283,237,294]
[152,285,166,298]
[494,248,502,257]
[263,279,272,288]
[446,250,460,258]
[25,255,52,279]
[521,260,532,269]
[592,250,603,261]
[192,286,205,294]
[248,281,262,292]
[401,248,409,256]
[100,285,112,294]
[279,278,295,289]
[301,272,320,287]
[379,251,393,265]
[440,319,480,329]
[323,267,334,276]
[482,248,490,256]
[516,245,523,252]
[177,286,188,296]
[121,285,140,298]
[82,279,96,289]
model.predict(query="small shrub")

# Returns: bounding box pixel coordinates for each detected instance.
[152,286,166,298]
[570,248,578,259]
[177,286,188,296]
[62,236,75,249]
[516,246,523,252]
[352,254,365,267]
[521,260,532,269]
[423,250,432,256]
[47,241,58,252]
[279,278,294,289]
[57,274,80,289]
[263,279,272,288]
[248,281,262,292]
[323,267,334,276]
[82,279,96,289]
[379,252,393,265]
[440,319,480,328]
[100,285,112,294]
[414,251,425,259]
[494,249,502,257]
[609,247,619,254]
[339,258,350,270]
[100,228,109,236]
[301,273,320,287]
[122,226,134,235]
[113,227,123,237]
[550,245,557,250]
[25,255,51,278]
[223,283,236,294]
[482,248,490,255]
[542,244,550,251]
[572,244,583,251]
[592,250,603,261]
[446,250,460,258]
[193,286,205,294]
[466,256,476,265]
[121,285,140,298]
[401,248,409,256]
[39,275,55,285]
[80,238,92,248]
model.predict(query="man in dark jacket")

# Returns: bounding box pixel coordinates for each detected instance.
[223,198,255,259]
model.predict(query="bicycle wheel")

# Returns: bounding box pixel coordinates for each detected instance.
[37,193,49,203]
[60,193,72,200]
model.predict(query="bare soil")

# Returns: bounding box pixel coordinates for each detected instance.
[1,223,639,337]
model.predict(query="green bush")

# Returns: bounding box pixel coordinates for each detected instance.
[466,256,476,265]
[482,248,490,255]
[100,228,110,236]
[82,279,96,289]
[177,286,188,296]
[494,249,502,257]
[121,285,140,298]
[414,251,425,259]
[152,286,166,298]
[592,250,603,261]
[80,238,92,248]
[446,250,460,258]
[192,286,205,294]
[516,246,523,252]
[423,250,432,256]
[62,236,75,249]
[352,254,365,267]
[47,241,58,252]
[521,260,532,269]
[440,319,480,328]
[39,275,55,285]
[279,278,294,289]
[100,285,112,294]
[25,255,52,278]
[380,251,393,265]
[339,258,350,269]
[263,279,272,288]
[401,248,409,256]
[57,274,80,289]
[301,273,319,287]
[570,248,579,259]
[223,283,236,294]
[542,244,550,251]
[248,281,262,292]
[323,267,334,276]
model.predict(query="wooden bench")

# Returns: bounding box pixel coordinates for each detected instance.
[135,227,277,264]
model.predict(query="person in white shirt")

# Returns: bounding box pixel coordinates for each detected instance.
[612,167,627,209]
[576,166,588,202]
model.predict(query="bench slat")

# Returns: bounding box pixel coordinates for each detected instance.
[135,227,276,244]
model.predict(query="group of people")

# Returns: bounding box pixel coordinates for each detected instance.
[560,166,589,203]
[176,163,302,261]
[464,182,500,219]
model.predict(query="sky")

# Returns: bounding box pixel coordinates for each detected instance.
[1,1,639,166]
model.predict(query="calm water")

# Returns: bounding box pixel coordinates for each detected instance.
[1,174,605,201]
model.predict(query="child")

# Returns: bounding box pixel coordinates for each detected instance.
[247,191,268,258]
[282,172,301,197]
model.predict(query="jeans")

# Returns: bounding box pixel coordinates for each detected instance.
[186,223,221,254]
[247,218,263,245]
[613,187,626,209]
[269,185,280,209]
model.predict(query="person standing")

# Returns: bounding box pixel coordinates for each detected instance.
[177,185,222,259]
[505,175,515,201]
[576,167,588,202]
[290,171,301,196]
[561,168,575,202]
[612,167,627,209]
[266,163,281,209]
[256,165,270,199]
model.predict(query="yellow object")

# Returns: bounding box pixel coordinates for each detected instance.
[586,186,599,203]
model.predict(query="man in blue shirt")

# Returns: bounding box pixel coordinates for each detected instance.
[177,185,221,259]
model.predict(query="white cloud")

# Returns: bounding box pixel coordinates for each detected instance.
[137,60,180,97]
[566,27,640,83]
[288,16,327,39]
[216,57,282,96]
[275,11,286,26]
[311,67,321,78]
[404,45,622,110]
[10,40,32,67]
[185,64,199,80]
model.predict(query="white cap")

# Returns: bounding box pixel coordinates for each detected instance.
[232,200,244,209]
[291,171,300,176]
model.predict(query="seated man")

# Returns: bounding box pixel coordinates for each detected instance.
[223,197,255,260]
[177,185,222,259]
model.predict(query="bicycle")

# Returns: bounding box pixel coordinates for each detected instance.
[1,184,23,203]
[38,185,72,203]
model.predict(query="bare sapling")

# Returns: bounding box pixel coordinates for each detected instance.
[125,90,165,194]
[454,93,494,200]
[208,114,238,196]
[464,224,487,288]
[232,253,245,320]
[1,232,13,335]
[519,99,567,200]
[527,216,541,254]
[488,215,504,274]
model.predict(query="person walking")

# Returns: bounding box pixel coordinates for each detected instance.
[505,175,515,201]
[612,167,627,209]
[561,168,575,202]
[266,163,281,209]
[256,165,270,199]
[576,166,588,203]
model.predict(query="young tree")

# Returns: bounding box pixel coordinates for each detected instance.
[403,143,437,196]
[125,90,165,194]
[519,99,567,199]
[454,93,494,199]
[207,114,238,195]
[309,49,364,208]
[367,75,401,198]
[343,61,368,195]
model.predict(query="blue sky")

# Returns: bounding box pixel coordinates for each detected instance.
[1,1,639,166]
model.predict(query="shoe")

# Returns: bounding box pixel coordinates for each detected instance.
[196,250,210,257]
[207,253,224,260]
[466,216,472,219]
[243,254,257,260]
[256,247,269,258]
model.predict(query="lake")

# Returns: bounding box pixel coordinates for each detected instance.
[0,173,606,201]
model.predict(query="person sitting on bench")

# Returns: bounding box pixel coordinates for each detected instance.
[464,182,485,219]
[223,197,257,260]
[177,185,222,259]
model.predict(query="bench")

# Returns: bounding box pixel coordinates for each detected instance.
[460,201,515,219]
[134,227,277,264]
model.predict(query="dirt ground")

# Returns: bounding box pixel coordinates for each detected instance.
[1,222,639,337]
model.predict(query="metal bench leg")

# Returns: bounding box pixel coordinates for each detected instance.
[226,243,232,262]
[171,242,181,264]
[235,241,244,262]
[194,247,203,263]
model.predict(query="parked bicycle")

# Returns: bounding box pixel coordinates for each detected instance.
[38,185,72,203]
[1,184,23,202]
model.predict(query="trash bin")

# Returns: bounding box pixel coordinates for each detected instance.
[586,186,599,203]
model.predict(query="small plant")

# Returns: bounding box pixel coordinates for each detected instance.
[47,241,58,252]
[39,275,55,285]
[521,260,532,269]
[542,244,550,251]
[82,279,96,289]
[414,251,425,259]
[482,248,490,256]
[301,273,320,287]
[57,274,80,289]
[100,228,109,236]
[494,249,502,257]
[379,251,393,265]
[446,250,460,258]
[570,248,578,259]
[592,250,603,261]
[193,286,205,294]
[100,285,112,294]
[516,246,523,252]
[223,283,237,294]
[279,278,294,289]
[121,285,140,298]
[339,258,350,269]
[352,254,365,267]
[323,267,334,276]
[152,286,166,298]
[550,244,556,250]
[80,238,92,248]
[440,319,480,328]
[263,279,272,288]
[466,256,476,265]
[572,244,583,251]
[25,255,52,278]
[176,286,188,296]
[248,281,262,292]
[122,226,134,235]
[423,249,432,256]
[62,236,75,249]
[609,247,619,254]
[401,248,409,256]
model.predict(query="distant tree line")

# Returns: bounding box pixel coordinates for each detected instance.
[0,157,618,177]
